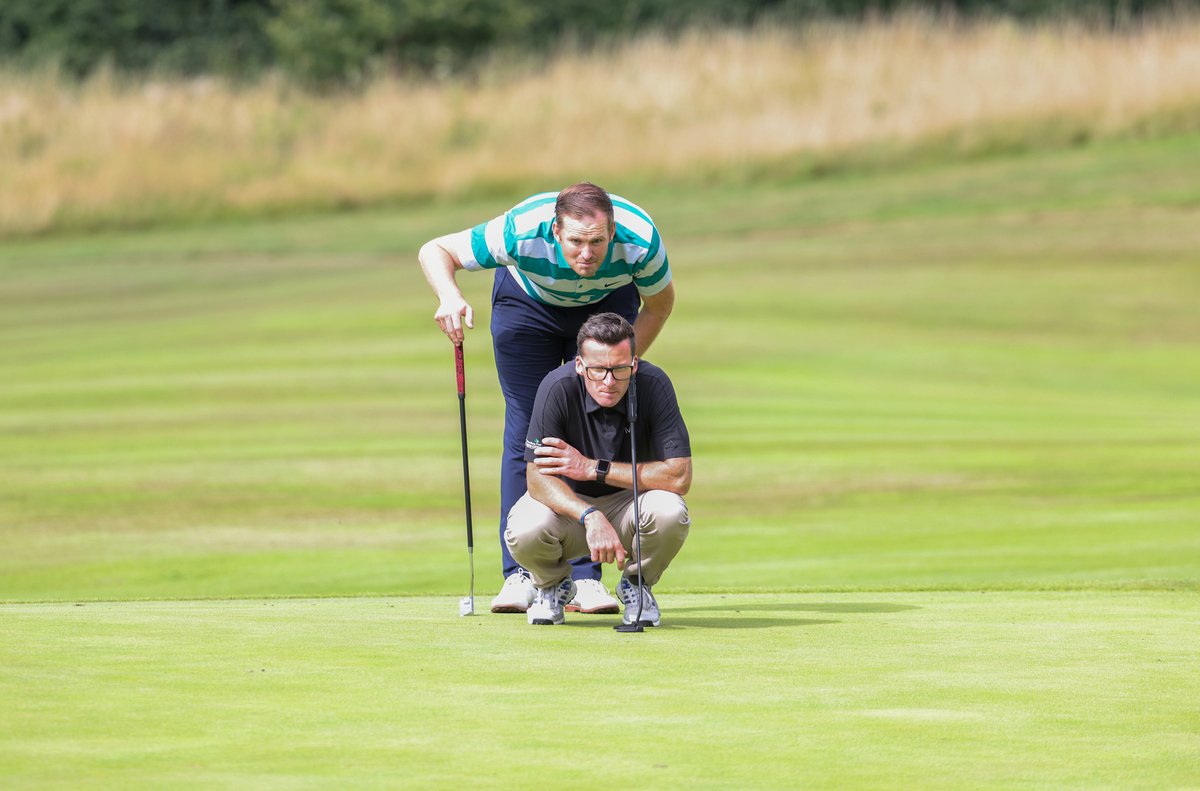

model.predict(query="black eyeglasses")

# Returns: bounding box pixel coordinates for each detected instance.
[582,364,634,381]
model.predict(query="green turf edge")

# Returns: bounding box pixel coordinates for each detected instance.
[2,578,1196,606]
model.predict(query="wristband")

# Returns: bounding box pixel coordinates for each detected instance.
[578,506,600,525]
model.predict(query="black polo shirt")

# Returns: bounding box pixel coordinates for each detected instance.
[524,360,691,497]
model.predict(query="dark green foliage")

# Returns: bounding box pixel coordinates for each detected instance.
[1,0,1195,84]
[0,0,274,77]
[266,0,395,86]
[267,0,540,86]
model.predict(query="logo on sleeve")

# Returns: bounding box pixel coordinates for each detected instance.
[525,438,543,451]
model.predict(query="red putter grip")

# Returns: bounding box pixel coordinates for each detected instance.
[455,344,466,396]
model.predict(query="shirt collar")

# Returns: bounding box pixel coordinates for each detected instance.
[582,383,628,416]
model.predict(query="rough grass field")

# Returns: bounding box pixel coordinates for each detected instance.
[4,15,1200,235]
[2,135,1199,787]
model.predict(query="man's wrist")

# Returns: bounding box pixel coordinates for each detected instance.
[578,506,600,525]
[595,458,611,484]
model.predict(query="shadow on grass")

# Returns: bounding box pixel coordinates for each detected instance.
[560,599,920,629]
[667,601,922,614]
[566,616,841,630]
[663,616,841,630]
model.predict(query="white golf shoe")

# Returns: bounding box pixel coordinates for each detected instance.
[490,571,536,613]
[617,576,661,627]
[565,578,620,614]
[527,579,577,626]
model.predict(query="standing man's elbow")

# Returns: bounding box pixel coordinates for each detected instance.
[646,283,675,316]
[661,283,676,313]
[420,232,468,270]
[419,237,451,267]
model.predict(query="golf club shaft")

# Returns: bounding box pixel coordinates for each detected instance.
[456,344,475,602]
[629,374,644,624]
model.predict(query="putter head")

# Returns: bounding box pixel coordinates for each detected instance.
[458,596,475,617]
[613,622,644,633]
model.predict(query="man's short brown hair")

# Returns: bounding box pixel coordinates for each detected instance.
[577,312,636,356]
[555,182,614,226]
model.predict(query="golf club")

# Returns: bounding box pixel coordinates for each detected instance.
[614,369,645,633]
[455,343,475,617]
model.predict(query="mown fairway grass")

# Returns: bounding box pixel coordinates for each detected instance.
[3,135,1198,600]
[2,136,1199,787]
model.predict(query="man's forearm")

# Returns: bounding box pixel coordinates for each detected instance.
[419,232,477,343]
[526,462,593,521]
[594,457,691,495]
[418,238,465,302]
[631,283,674,354]
[631,311,667,355]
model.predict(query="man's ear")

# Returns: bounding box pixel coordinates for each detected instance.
[632,356,639,373]
[574,356,585,376]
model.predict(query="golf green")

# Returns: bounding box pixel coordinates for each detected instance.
[2,593,1197,789]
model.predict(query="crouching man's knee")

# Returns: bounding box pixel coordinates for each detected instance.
[641,490,690,537]
[631,490,690,586]
[504,494,575,587]
[504,495,559,553]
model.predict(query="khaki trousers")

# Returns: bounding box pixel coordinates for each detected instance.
[504,489,690,588]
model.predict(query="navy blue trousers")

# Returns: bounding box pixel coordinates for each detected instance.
[491,268,639,580]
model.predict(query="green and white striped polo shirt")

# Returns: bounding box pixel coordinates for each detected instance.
[454,191,671,308]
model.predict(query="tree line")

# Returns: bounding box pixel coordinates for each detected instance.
[1,0,1189,87]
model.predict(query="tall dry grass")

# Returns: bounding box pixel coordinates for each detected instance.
[2,15,1199,236]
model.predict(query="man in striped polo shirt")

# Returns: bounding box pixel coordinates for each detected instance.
[418,183,676,614]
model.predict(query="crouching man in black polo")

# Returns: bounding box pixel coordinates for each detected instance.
[505,312,692,626]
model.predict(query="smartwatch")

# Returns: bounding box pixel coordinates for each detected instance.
[595,458,611,484]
